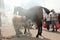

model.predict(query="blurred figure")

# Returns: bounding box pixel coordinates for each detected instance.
[58,14,60,23]
[0,13,1,26]
[45,13,50,31]
[50,9,58,32]
[0,0,5,27]
[0,0,5,40]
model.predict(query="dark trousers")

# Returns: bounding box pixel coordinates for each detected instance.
[52,20,56,31]
[46,21,50,30]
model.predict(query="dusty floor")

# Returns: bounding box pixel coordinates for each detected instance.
[1,27,60,40]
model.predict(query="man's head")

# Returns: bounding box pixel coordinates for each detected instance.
[51,9,55,13]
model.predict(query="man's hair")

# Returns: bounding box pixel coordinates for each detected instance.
[51,9,54,12]
[50,9,55,13]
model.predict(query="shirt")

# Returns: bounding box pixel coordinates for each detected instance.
[50,12,58,21]
[45,14,50,21]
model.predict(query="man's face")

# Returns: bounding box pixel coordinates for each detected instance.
[51,9,55,14]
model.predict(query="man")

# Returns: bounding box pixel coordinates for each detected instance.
[58,14,60,23]
[50,9,58,32]
[45,13,50,31]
